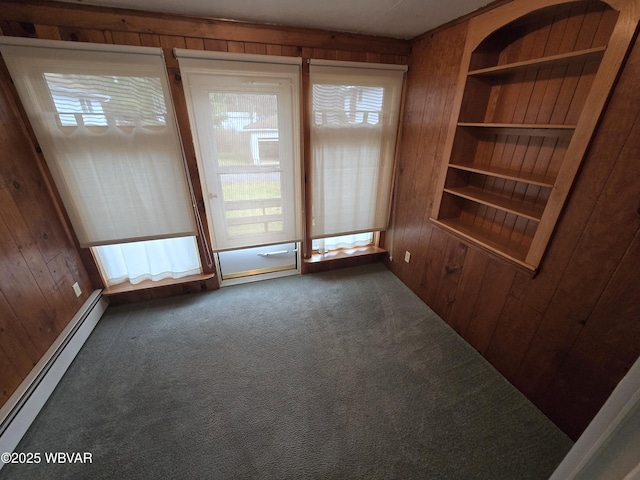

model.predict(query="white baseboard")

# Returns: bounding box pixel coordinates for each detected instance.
[0,290,107,470]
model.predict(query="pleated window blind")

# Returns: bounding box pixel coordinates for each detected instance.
[0,38,196,247]
[309,62,405,239]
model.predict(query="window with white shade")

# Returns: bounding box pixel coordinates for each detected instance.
[0,38,201,286]
[309,63,405,243]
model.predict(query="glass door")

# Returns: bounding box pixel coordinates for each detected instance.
[178,58,302,282]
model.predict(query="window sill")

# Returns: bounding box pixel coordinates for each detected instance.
[304,245,387,263]
[303,246,387,272]
[102,272,216,296]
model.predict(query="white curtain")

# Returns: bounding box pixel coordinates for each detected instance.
[93,237,201,286]
[0,39,196,247]
[176,52,302,251]
[309,63,404,240]
[312,232,374,253]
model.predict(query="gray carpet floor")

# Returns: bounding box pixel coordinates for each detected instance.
[1,264,573,479]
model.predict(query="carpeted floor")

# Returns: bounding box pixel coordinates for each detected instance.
[1,264,573,479]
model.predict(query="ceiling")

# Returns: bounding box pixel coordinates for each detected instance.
[56,0,492,39]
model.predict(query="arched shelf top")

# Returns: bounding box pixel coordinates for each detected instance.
[468,1,617,72]
[465,0,637,54]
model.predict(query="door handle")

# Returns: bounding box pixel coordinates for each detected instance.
[257,249,298,257]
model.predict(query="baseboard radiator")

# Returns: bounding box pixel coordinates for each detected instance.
[0,290,108,470]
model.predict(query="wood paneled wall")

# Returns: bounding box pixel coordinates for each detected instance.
[0,1,408,408]
[8,0,635,442]
[0,1,409,60]
[0,63,93,408]
[386,14,640,439]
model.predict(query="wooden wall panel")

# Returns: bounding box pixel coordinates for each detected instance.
[515,107,640,401]
[386,12,640,440]
[539,230,640,436]
[0,65,93,407]
[0,1,409,56]
[389,23,467,296]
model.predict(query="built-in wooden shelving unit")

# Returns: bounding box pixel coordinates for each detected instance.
[431,0,640,271]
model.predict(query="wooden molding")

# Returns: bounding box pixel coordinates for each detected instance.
[0,0,411,56]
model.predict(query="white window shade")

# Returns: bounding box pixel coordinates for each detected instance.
[0,40,196,247]
[309,64,404,239]
[176,54,302,251]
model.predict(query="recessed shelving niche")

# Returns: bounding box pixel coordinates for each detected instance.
[431,0,640,271]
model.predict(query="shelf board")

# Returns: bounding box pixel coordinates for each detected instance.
[458,122,575,138]
[467,46,606,77]
[304,245,386,264]
[431,217,534,270]
[448,163,555,188]
[444,186,545,221]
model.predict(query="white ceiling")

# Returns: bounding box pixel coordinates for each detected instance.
[56,0,491,39]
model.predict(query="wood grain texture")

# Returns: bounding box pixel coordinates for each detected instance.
[0,0,410,56]
[0,65,92,408]
[432,1,632,271]
[538,229,640,438]
[515,82,640,404]
[388,23,468,295]
[386,2,640,439]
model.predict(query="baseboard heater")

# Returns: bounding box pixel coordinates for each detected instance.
[0,290,108,470]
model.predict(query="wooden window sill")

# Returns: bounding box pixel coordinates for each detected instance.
[102,272,216,296]
[304,245,387,264]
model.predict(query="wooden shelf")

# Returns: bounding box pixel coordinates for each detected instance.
[432,0,635,271]
[458,122,575,138]
[443,186,545,221]
[303,245,387,274]
[304,245,386,264]
[448,164,555,188]
[467,46,607,77]
[431,217,532,269]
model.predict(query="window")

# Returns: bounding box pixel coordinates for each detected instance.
[0,38,201,286]
[309,62,405,243]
